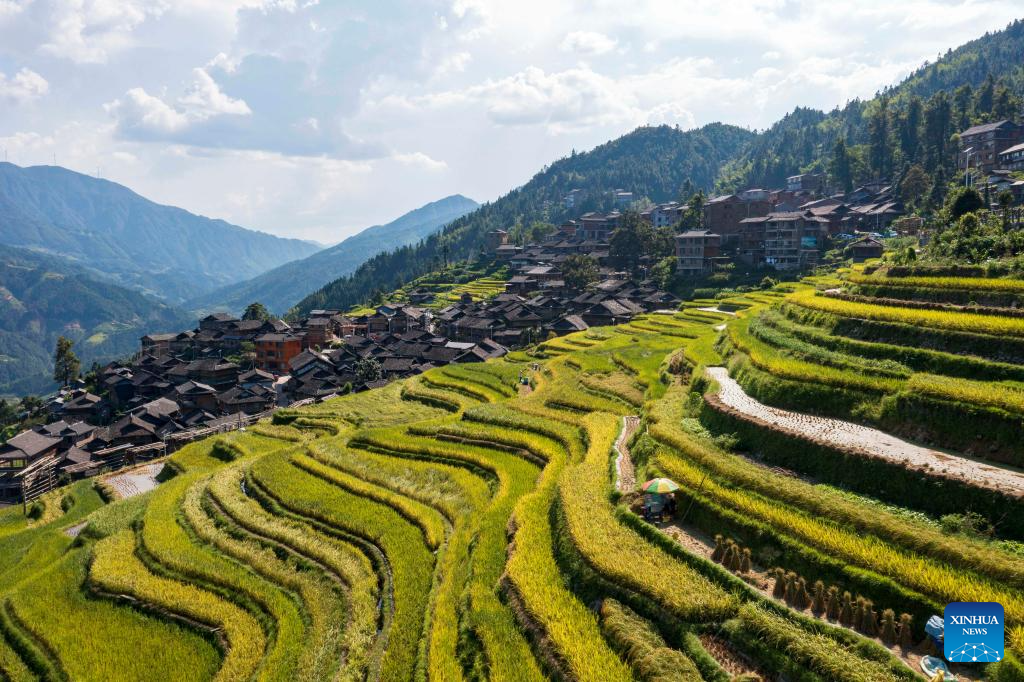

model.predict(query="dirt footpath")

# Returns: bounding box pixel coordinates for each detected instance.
[104,463,165,500]
[706,367,1024,497]
[614,416,640,492]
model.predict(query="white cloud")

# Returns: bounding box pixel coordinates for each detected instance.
[105,87,189,134]
[434,51,472,77]
[179,68,251,117]
[405,65,641,133]
[0,67,48,103]
[106,68,250,137]
[392,151,448,172]
[38,0,165,64]
[207,51,241,74]
[0,0,24,20]
[560,30,617,55]
[644,102,696,128]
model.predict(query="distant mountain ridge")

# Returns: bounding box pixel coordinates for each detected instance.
[0,162,321,303]
[294,122,756,315]
[296,19,1024,316]
[192,194,479,315]
[0,246,191,396]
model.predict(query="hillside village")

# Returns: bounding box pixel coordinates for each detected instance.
[5,116,1024,503]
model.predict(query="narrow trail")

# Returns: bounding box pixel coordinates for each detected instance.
[613,416,639,492]
[706,367,1024,497]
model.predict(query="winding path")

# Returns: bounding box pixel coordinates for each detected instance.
[613,416,639,492]
[706,366,1024,497]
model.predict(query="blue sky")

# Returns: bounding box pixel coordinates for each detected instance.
[0,0,1021,244]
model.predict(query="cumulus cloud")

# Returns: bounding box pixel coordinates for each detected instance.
[106,68,250,138]
[406,65,640,133]
[392,151,448,172]
[644,102,696,128]
[38,0,165,63]
[179,68,252,117]
[560,30,617,55]
[0,67,48,103]
[105,88,190,135]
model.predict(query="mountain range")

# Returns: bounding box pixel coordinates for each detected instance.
[295,19,1024,315]
[0,162,477,395]
[191,194,479,316]
[0,162,321,304]
[0,246,191,396]
[294,122,756,315]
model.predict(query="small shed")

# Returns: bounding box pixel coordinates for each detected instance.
[848,237,884,262]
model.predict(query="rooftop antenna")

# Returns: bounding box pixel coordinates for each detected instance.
[52,152,57,167]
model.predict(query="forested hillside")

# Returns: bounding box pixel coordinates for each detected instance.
[293,123,754,315]
[192,194,479,316]
[296,20,1024,316]
[0,163,321,304]
[0,247,190,395]
[717,18,1024,192]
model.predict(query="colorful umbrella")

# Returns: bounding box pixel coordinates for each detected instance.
[642,478,679,494]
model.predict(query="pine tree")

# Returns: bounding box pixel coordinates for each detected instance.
[900,96,924,164]
[993,83,1017,120]
[242,302,272,321]
[53,336,81,387]
[869,97,892,178]
[974,74,996,118]
[924,91,952,171]
[952,84,973,131]
[830,137,854,193]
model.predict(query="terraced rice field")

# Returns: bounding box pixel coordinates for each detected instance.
[2,277,1024,681]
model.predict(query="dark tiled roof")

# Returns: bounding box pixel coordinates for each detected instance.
[1,430,60,459]
[962,120,1017,136]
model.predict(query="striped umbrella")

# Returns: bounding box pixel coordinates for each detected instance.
[642,478,679,494]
